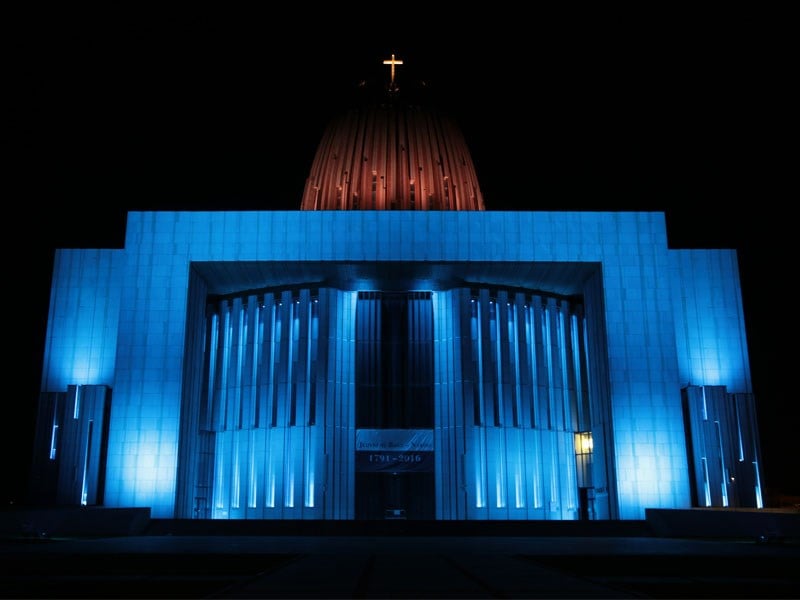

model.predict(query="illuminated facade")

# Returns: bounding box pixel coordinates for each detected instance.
[30,78,763,521]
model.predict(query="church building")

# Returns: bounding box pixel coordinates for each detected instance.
[30,57,763,521]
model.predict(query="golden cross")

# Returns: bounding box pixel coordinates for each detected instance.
[382,53,404,86]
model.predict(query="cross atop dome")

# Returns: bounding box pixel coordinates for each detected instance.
[382,53,403,90]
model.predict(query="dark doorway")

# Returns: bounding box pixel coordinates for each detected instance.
[356,472,435,520]
[355,292,435,519]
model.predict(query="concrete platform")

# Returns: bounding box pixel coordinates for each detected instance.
[1,508,798,598]
[2,533,799,598]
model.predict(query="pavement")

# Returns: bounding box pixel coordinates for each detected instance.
[1,532,798,598]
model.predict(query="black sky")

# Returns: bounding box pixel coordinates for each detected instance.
[8,11,794,503]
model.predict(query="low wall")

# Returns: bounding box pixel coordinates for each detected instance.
[0,507,151,538]
[646,508,800,540]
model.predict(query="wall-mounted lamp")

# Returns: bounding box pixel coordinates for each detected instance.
[574,430,595,519]
[574,431,593,456]
[574,431,594,488]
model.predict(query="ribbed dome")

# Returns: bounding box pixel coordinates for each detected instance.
[300,102,485,211]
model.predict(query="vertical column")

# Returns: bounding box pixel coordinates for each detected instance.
[582,271,615,519]
[322,289,357,519]
[433,290,468,519]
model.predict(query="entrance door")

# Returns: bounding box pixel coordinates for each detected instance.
[355,292,434,520]
[356,472,435,520]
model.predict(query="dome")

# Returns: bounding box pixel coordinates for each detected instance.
[300,100,485,211]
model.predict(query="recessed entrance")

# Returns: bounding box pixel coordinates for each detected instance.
[355,292,434,519]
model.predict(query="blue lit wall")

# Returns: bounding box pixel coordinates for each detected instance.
[669,249,751,393]
[41,249,124,391]
[40,211,753,519]
[433,289,592,520]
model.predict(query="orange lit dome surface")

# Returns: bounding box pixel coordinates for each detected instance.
[300,78,485,211]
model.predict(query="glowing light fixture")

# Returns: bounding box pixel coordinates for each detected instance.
[574,431,593,455]
[574,431,594,491]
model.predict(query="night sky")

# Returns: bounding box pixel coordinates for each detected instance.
[8,12,794,504]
